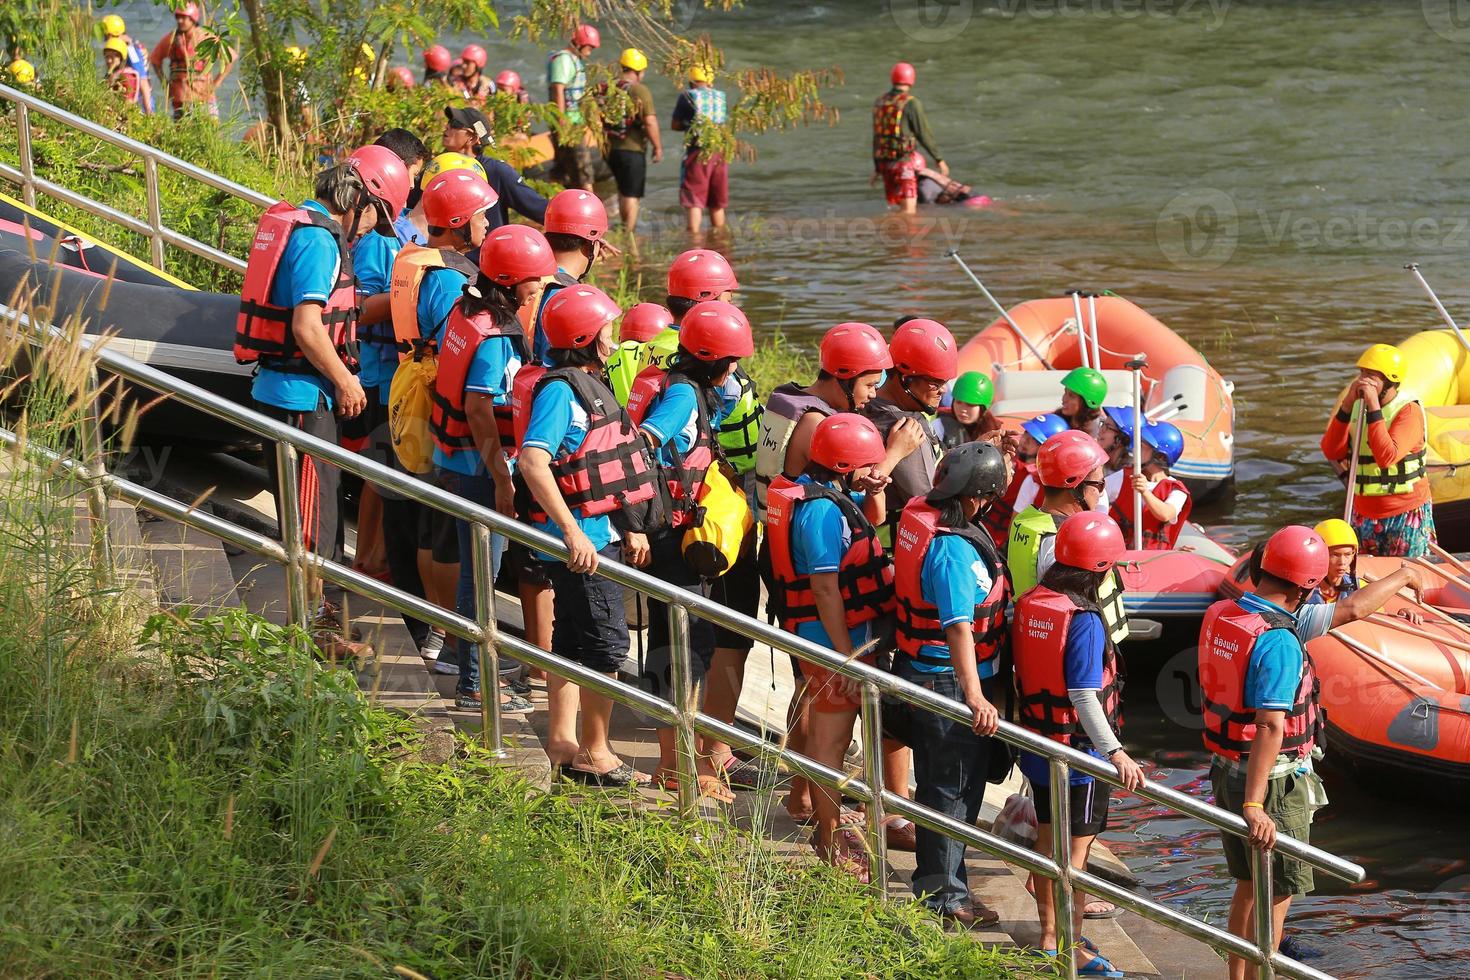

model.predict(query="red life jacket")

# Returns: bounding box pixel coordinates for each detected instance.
[1198,598,1320,762]
[429,301,528,457]
[627,367,720,530]
[513,367,659,518]
[765,475,895,633]
[894,498,1011,671]
[1110,473,1192,549]
[510,363,546,450]
[872,90,916,163]
[234,202,358,373]
[167,27,209,80]
[1012,586,1123,747]
[110,67,141,102]
[979,461,1031,550]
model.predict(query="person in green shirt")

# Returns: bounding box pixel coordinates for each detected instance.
[547,24,601,190]
[871,61,947,215]
[602,47,663,234]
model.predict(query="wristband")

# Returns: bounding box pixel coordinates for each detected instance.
[1105,747,1124,759]
[1335,408,1351,424]
[1242,801,1264,810]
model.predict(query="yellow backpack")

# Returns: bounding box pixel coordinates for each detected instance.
[388,349,437,475]
[682,462,754,578]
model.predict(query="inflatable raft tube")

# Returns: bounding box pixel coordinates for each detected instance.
[0,189,192,289]
[958,295,1235,503]
[0,248,253,445]
[1218,553,1470,618]
[1118,523,1235,620]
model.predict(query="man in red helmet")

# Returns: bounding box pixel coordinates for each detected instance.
[531,189,610,366]
[1198,526,1333,980]
[547,24,602,190]
[871,62,946,215]
[422,45,452,86]
[150,2,236,119]
[456,44,493,104]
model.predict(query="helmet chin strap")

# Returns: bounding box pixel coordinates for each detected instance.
[838,378,857,411]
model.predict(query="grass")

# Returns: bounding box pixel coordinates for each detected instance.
[0,296,1037,978]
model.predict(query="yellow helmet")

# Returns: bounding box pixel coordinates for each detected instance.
[8,59,36,85]
[688,64,714,84]
[1356,343,1405,384]
[101,14,127,37]
[284,45,307,66]
[620,47,648,72]
[1313,518,1359,551]
[103,37,129,58]
[424,151,487,183]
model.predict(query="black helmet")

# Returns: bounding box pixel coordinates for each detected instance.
[927,441,1007,503]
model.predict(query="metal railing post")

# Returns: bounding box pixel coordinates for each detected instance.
[143,156,165,270]
[667,604,698,816]
[860,681,889,894]
[1251,847,1277,980]
[16,102,35,208]
[1049,756,1078,980]
[273,443,311,629]
[80,367,113,587]
[471,522,505,757]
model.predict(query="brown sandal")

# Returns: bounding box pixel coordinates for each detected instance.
[810,827,871,884]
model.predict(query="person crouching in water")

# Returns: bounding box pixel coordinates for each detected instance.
[1013,512,1143,978]
[629,300,753,804]
[894,442,1010,930]
[938,370,1001,449]
[766,413,899,881]
[1110,419,1192,550]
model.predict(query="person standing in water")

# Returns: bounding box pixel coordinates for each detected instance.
[670,65,731,234]
[871,62,946,215]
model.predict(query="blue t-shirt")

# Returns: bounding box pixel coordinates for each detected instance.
[912,534,996,676]
[251,200,342,412]
[1235,593,1307,711]
[521,376,615,559]
[416,266,468,347]
[393,212,425,246]
[351,230,400,392]
[1019,610,1108,787]
[433,334,521,476]
[789,476,870,652]
[639,381,726,466]
[532,275,574,367]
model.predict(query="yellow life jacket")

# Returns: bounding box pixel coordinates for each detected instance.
[1352,398,1427,497]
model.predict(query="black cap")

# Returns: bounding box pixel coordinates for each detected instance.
[927,441,1007,504]
[444,105,490,143]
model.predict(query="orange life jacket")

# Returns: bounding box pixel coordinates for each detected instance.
[627,367,719,530]
[1110,474,1192,549]
[765,475,895,633]
[429,301,528,457]
[1013,586,1122,747]
[894,498,1011,671]
[167,27,209,80]
[234,202,357,373]
[872,90,915,163]
[389,245,478,357]
[1198,598,1320,763]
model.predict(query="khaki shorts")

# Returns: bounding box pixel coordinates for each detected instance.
[1211,762,1316,896]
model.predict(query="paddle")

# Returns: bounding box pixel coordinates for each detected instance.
[1427,541,1470,585]
[1364,613,1470,656]
[1068,290,1091,369]
[1328,628,1444,691]
[944,250,1054,370]
[1127,355,1148,550]
[1405,262,1470,356]
[1342,406,1365,524]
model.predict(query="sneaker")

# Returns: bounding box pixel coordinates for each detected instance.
[311,600,363,641]
[454,691,482,711]
[419,631,445,660]
[501,693,534,713]
[434,657,461,676]
[506,675,533,696]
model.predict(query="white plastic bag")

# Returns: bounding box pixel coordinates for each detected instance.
[992,791,1038,848]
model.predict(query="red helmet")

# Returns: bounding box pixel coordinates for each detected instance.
[667,248,739,301]
[424,45,452,73]
[461,44,487,68]
[621,303,674,343]
[809,413,887,474]
[495,69,522,91]
[345,144,412,220]
[889,318,958,381]
[1035,430,1108,489]
[422,170,498,228]
[541,285,621,349]
[175,2,202,22]
[891,61,915,86]
[543,189,608,242]
[388,66,415,90]
[1260,525,1329,589]
[1054,512,1125,572]
[571,24,601,48]
[479,224,556,287]
[679,301,753,361]
[820,322,893,380]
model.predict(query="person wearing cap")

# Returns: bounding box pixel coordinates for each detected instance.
[937,370,1001,449]
[871,62,945,215]
[441,106,549,231]
[1320,343,1435,558]
[895,442,1009,930]
[601,47,663,234]
[149,2,235,119]
[100,14,155,113]
[547,24,602,191]
[1197,526,1335,980]
[670,64,730,233]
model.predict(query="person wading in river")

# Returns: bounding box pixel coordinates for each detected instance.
[871,62,947,215]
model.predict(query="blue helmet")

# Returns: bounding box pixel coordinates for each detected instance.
[1142,419,1185,467]
[1102,406,1141,441]
[1021,413,1069,444]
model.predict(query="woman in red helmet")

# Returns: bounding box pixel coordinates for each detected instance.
[531,189,611,365]
[871,62,946,215]
[456,44,493,103]
[422,45,452,85]
[1013,512,1143,977]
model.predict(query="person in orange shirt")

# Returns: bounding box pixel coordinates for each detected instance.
[149,2,236,119]
[1320,343,1435,557]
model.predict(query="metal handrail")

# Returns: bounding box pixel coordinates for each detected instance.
[0,83,273,274]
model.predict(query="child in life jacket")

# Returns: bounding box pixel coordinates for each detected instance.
[937,370,1001,449]
[1109,419,1191,550]
[1058,366,1107,434]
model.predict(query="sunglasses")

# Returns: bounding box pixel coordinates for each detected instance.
[1080,479,1107,493]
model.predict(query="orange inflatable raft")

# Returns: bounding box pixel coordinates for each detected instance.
[1217,554,1470,617]
[958,295,1235,502]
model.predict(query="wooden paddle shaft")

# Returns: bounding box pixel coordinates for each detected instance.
[1427,541,1470,584]
[1365,613,1470,656]
[1343,409,1365,524]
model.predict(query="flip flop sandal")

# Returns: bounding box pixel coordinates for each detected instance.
[810,829,871,885]
[1083,901,1124,920]
[652,772,736,804]
[792,805,864,827]
[718,755,779,790]
[1077,953,1124,977]
[559,762,648,788]
[884,818,917,852]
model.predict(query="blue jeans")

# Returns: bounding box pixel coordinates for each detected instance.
[901,658,995,914]
[451,469,507,696]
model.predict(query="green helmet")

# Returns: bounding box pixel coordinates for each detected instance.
[952,371,994,408]
[1061,366,1108,410]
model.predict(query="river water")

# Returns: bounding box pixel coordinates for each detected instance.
[112,0,1470,974]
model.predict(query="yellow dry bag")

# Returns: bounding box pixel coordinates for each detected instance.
[682,463,753,578]
[388,350,437,475]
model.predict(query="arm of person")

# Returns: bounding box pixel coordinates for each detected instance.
[929,539,995,733]
[873,415,926,480]
[1332,563,1429,628]
[1136,479,1183,523]
[783,410,822,478]
[1367,398,1426,468]
[645,110,663,161]
[906,97,945,172]
[947,624,998,735]
[1238,630,1301,847]
[149,34,169,73]
[1320,401,1353,464]
[466,393,514,515]
[1241,709,1286,849]
[810,572,854,657]
[291,302,365,416]
[549,83,567,113]
[358,292,391,326]
[670,92,693,132]
[491,160,550,224]
[519,446,596,572]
